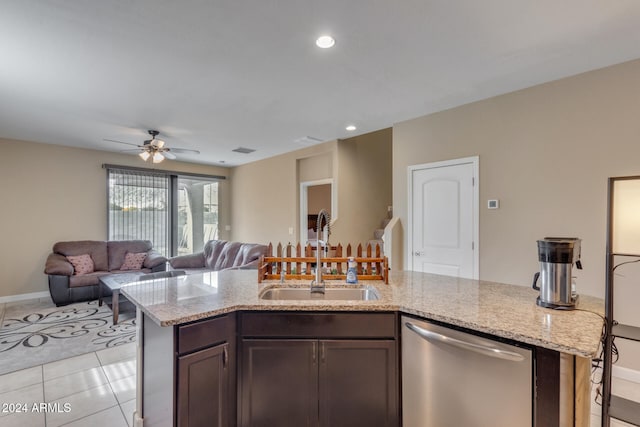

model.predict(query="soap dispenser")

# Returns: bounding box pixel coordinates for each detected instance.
[346,257,358,284]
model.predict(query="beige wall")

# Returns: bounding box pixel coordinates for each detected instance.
[229,141,337,245]
[393,59,640,369]
[230,128,392,248]
[0,138,230,299]
[333,128,393,246]
[299,152,333,182]
[307,184,332,214]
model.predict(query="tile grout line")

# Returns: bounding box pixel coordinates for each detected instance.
[43,368,111,403]
[45,352,118,427]
[0,376,43,396]
[100,353,132,426]
[118,401,132,427]
[41,354,102,383]
[99,349,137,426]
[100,351,124,401]
[42,363,48,427]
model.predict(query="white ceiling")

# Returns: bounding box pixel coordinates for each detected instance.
[2,1,640,167]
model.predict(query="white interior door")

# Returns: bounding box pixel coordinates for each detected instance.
[409,157,478,279]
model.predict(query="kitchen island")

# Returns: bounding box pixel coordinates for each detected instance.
[122,269,604,427]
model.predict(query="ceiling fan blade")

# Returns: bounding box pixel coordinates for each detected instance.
[104,138,141,147]
[163,151,177,160]
[168,148,200,154]
[120,148,145,153]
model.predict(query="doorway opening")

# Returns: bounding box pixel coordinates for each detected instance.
[300,179,336,245]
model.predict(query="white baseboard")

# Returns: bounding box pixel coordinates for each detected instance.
[613,365,640,384]
[0,291,51,304]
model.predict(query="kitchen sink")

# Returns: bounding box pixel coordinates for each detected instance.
[259,285,380,301]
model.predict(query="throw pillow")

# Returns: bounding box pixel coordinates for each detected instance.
[120,252,147,271]
[67,254,94,275]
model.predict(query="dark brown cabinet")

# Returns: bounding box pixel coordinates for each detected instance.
[177,343,229,427]
[176,313,236,427]
[240,340,318,427]
[143,311,397,427]
[239,312,399,427]
[319,340,397,427]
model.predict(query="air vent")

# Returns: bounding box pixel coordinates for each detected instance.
[232,147,256,154]
[294,136,323,146]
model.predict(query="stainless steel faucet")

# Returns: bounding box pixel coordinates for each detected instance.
[280,242,292,284]
[311,209,331,293]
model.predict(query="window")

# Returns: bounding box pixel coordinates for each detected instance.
[106,166,223,257]
[108,169,170,255]
[177,177,219,256]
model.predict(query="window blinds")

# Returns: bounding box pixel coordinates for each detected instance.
[107,168,170,256]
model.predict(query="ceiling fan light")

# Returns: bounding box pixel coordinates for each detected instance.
[152,152,165,163]
[139,151,151,161]
[152,139,165,148]
[316,35,335,49]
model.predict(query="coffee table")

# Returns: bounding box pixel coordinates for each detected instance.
[98,272,145,324]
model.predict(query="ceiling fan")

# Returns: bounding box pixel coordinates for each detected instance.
[104,130,200,163]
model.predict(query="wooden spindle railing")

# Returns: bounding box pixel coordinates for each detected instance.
[258,242,388,284]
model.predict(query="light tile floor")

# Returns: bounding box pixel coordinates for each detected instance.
[0,343,136,427]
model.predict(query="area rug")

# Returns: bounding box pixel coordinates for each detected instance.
[0,300,136,375]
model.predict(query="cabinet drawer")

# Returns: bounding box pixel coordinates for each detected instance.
[178,313,236,355]
[240,312,397,339]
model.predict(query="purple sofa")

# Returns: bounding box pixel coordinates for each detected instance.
[44,240,167,306]
[169,240,268,274]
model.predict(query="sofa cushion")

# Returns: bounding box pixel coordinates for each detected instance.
[67,254,94,275]
[69,271,109,288]
[211,241,242,270]
[170,252,206,269]
[144,251,169,269]
[120,252,147,270]
[169,240,267,273]
[233,243,268,268]
[203,240,231,270]
[107,240,153,271]
[68,268,153,288]
[54,241,108,272]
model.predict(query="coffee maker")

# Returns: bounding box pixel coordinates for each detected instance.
[532,237,582,309]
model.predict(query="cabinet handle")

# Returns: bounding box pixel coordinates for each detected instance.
[222,345,228,367]
[320,342,325,363]
[312,341,317,364]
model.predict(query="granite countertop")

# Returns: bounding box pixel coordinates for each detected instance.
[120,269,604,358]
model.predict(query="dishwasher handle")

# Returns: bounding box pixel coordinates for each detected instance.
[404,322,526,362]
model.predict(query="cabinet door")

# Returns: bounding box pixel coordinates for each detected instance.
[177,343,229,427]
[240,339,318,427]
[319,340,398,427]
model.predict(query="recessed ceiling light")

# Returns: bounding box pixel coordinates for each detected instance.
[316,35,335,49]
[346,125,357,131]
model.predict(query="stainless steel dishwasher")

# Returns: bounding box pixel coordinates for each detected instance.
[402,315,532,427]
